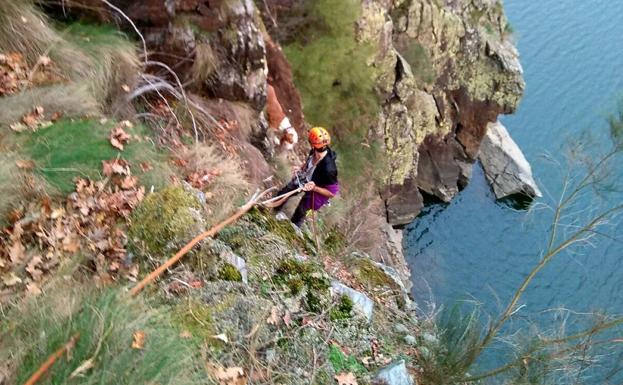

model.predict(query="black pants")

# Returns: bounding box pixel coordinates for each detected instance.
[274,178,308,228]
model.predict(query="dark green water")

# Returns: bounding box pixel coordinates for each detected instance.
[405,0,623,381]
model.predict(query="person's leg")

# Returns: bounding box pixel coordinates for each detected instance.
[273,178,301,211]
[290,195,310,227]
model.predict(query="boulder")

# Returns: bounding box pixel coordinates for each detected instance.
[478,121,542,199]
[330,281,374,322]
[375,360,415,385]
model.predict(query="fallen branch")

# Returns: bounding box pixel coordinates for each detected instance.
[129,188,275,296]
[23,333,80,385]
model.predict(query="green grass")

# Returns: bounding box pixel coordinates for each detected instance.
[327,344,367,374]
[2,287,205,385]
[21,118,173,193]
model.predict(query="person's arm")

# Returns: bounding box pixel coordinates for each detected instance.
[302,182,335,198]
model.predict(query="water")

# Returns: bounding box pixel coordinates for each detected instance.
[405,0,623,381]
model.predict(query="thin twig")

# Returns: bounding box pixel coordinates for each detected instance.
[99,0,147,65]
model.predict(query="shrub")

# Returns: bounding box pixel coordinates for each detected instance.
[129,186,204,257]
[174,143,249,221]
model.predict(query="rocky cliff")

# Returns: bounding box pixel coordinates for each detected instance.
[359,0,524,225]
[0,1,528,383]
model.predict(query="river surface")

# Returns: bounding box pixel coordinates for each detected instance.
[404,0,623,381]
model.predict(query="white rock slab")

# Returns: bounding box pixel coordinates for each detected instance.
[478,121,542,199]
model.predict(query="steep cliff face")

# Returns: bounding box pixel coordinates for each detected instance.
[360,0,524,225]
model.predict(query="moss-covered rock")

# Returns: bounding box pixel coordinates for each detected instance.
[129,186,204,257]
[217,263,243,282]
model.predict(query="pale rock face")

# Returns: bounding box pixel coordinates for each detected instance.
[375,360,415,385]
[330,281,375,322]
[478,121,542,199]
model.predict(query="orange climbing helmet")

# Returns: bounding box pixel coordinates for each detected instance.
[308,126,331,149]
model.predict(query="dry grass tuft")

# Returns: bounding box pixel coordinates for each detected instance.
[0,2,139,118]
[176,143,250,224]
[189,42,219,86]
[0,152,48,224]
[0,0,90,77]
[0,84,99,129]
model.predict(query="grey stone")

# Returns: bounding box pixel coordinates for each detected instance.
[375,360,414,385]
[421,332,439,346]
[404,335,417,346]
[265,348,277,364]
[331,281,374,322]
[393,323,409,335]
[478,121,542,199]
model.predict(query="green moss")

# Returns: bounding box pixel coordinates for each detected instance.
[323,226,347,255]
[286,277,305,295]
[129,186,202,256]
[351,258,394,288]
[217,263,242,282]
[401,43,436,85]
[273,258,331,313]
[174,299,216,340]
[330,294,354,321]
[21,118,173,193]
[245,208,316,254]
[327,344,367,374]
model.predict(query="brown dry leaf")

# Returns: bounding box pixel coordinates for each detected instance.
[9,240,25,263]
[15,159,35,170]
[180,330,192,339]
[50,207,65,219]
[26,282,42,296]
[22,106,44,128]
[206,363,247,385]
[110,136,124,151]
[2,272,22,287]
[10,122,28,132]
[120,176,138,190]
[37,56,51,66]
[26,255,44,280]
[334,372,358,385]
[50,111,63,122]
[139,162,152,172]
[283,311,292,327]
[62,235,80,253]
[131,330,146,349]
[266,306,280,326]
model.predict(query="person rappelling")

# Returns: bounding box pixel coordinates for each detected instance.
[270,126,339,227]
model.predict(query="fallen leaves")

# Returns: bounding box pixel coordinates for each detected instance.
[266,306,280,326]
[1,156,145,293]
[206,363,247,385]
[10,106,52,132]
[335,372,358,385]
[109,121,133,151]
[0,52,63,96]
[131,330,146,349]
